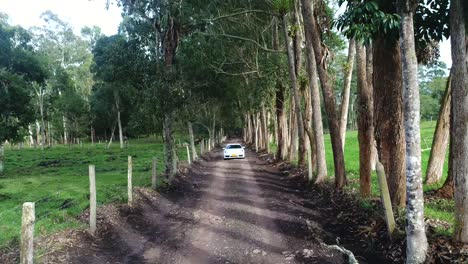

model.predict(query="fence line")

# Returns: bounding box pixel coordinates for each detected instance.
[6,136,224,261]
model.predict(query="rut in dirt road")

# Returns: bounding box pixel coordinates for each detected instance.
[59,142,351,264]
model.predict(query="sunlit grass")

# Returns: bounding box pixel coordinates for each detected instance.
[269,121,453,234]
[0,137,192,248]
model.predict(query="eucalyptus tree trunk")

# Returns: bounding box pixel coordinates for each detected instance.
[188,121,198,161]
[339,39,356,151]
[282,15,306,166]
[63,115,68,145]
[300,0,327,182]
[262,105,269,152]
[162,15,179,181]
[115,95,124,150]
[275,81,286,159]
[288,100,298,162]
[211,113,216,148]
[163,112,176,179]
[367,45,378,171]
[288,99,297,162]
[356,43,373,198]
[425,72,451,184]
[374,37,406,207]
[39,93,45,151]
[0,144,4,175]
[28,125,34,147]
[36,121,41,148]
[292,7,307,167]
[450,0,468,243]
[303,5,346,188]
[398,1,428,261]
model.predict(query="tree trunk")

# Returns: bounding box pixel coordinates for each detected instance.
[163,112,176,179]
[356,43,372,198]
[288,99,297,162]
[262,105,269,152]
[27,125,33,147]
[293,3,307,167]
[304,6,346,188]
[300,0,327,182]
[63,115,68,145]
[367,44,378,171]
[450,0,468,243]
[107,123,116,149]
[275,81,286,159]
[211,113,216,148]
[0,144,4,175]
[36,121,41,148]
[39,95,45,151]
[282,15,306,166]
[188,121,198,161]
[281,14,305,166]
[339,39,356,151]
[398,2,428,261]
[117,109,124,149]
[425,72,451,184]
[373,37,406,207]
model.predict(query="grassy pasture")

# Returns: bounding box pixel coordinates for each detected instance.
[0,137,191,248]
[272,121,454,234]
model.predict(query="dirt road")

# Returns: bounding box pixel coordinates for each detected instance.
[45,141,351,263]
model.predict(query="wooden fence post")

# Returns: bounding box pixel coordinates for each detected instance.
[20,202,35,264]
[89,165,96,235]
[128,156,133,206]
[152,157,157,190]
[376,161,396,239]
[186,144,191,164]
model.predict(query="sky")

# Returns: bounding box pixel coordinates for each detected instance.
[1,0,122,36]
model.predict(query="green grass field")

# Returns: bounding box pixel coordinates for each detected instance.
[0,137,192,248]
[271,121,454,234]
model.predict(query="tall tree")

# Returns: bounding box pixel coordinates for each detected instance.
[300,0,328,182]
[450,0,468,243]
[303,1,347,188]
[356,43,373,197]
[397,0,428,262]
[339,39,356,150]
[0,17,47,174]
[425,72,451,184]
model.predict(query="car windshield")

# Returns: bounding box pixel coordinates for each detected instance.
[226,145,242,149]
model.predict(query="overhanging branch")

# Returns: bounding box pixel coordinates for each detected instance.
[198,32,285,53]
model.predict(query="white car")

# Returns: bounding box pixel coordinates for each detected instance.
[223,144,246,159]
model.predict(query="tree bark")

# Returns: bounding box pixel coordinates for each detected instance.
[373,37,406,207]
[300,0,327,182]
[288,99,297,162]
[163,112,176,179]
[366,45,378,171]
[398,1,428,261]
[63,115,68,145]
[188,121,198,161]
[293,2,307,166]
[339,39,356,151]
[262,105,269,152]
[282,15,305,166]
[450,0,468,243]
[425,72,451,184]
[304,6,346,188]
[356,43,373,198]
[211,113,216,149]
[117,109,124,149]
